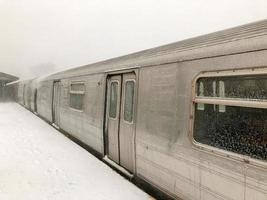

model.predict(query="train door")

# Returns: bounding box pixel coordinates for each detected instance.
[106,72,136,173]
[52,81,61,127]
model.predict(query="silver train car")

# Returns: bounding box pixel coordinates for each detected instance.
[12,20,267,200]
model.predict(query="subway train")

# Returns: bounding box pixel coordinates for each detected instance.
[7,20,267,200]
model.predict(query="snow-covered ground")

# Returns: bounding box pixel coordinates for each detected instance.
[0,103,151,200]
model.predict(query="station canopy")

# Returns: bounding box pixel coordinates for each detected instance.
[0,72,19,83]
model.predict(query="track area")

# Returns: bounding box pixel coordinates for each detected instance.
[0,103,150,200]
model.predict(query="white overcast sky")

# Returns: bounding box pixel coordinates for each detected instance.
[1,0,267,79]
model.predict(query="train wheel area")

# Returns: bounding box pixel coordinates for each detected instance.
[0,103,151,200]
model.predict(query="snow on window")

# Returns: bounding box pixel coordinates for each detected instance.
[197,75,267,100]
[194,104,267,160]
[194,75,267,161]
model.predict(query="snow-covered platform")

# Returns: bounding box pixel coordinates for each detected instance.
[0,103,151,200]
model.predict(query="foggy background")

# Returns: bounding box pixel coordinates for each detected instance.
[1,0,267,79]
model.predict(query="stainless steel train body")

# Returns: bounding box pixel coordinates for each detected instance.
[15,20,267,200]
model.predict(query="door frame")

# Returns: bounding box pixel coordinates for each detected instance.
[34,88,38,112]
[52,80,60,124]
[103,69,139,174]
[23,84,26,105]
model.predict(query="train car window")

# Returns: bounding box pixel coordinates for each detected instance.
[193,75,267,161]
[124,81,135,122]
[69,83,85,110]
[109,82,118,118]
[197,75,267,99]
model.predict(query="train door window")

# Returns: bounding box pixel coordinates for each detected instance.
[69,82,85,110]
[123,80,135,122]
[193,74,267,161]
[109,81,118,118]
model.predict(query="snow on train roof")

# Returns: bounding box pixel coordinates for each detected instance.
[47,19,267,80]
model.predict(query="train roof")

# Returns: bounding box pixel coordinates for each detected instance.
[46,19,267,80]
